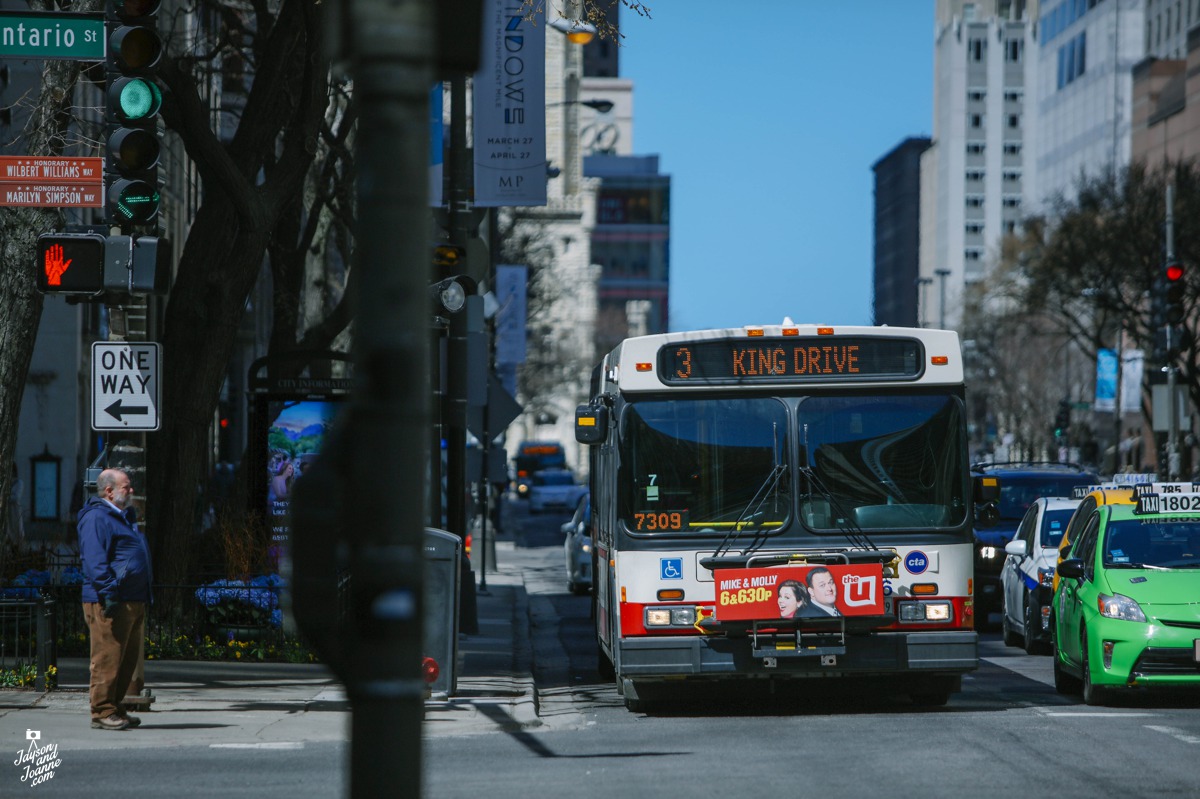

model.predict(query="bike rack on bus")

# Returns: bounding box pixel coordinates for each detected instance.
[743,550,867,662]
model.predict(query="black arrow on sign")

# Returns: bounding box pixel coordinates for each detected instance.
[105,399,149,421]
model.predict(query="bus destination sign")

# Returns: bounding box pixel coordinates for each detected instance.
[660,337,923,384]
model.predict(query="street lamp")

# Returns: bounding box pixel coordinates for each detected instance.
[548,98,614,113]
[549,15,598,44]
[935,268,951,329]
[915,277,933,327]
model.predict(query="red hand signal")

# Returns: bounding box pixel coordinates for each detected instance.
[43,244,72,287]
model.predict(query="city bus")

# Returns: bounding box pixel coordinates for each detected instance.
[575,323,993,710]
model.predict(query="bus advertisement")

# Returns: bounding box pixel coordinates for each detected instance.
[576,323,995,711]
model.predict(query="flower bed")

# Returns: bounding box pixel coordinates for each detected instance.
[194,574,285,630]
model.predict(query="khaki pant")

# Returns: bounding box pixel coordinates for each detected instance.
[83,601,146,721]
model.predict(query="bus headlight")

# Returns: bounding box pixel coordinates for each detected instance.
[645,607,697,627]
[899,600,953,623]
[646,609,672,626]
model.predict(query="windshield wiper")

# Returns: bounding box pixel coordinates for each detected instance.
[797,425,879,553]
[712,424,788,559]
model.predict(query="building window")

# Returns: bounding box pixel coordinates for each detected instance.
[967,142,986,154]
[970,38,986,61]
[966,170,985,182]
[965,249,984,261]
[1004,90,1023,103]
[1008,113,1021,129]
[1002,196,1021,208]
[968,89,986,102]
[966,196,984,208]
[1004,220,1017,234]
[1006,38,1023,63]
[1003,142,1022,155]
[1003,170,1022,182]
[965,222,984,234]
[971,113,984,128]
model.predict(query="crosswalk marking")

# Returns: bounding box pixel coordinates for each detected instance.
[1145,725,1200,745]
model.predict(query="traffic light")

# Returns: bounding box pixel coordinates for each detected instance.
[105,0,162,229]
[1165,261,1186,324]
[1054,400,1071,439]
[103,234,172,295]
[35,233,106,295]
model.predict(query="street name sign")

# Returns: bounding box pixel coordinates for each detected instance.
[0,157,105,208]
[0,156,102,182]
[1,183,102,207]
[92,341,160,431]
[0,11,104,60]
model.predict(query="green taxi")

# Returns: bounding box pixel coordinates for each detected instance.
[1052,495,1200,705]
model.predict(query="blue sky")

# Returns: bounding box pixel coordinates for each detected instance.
[617,2,934,332]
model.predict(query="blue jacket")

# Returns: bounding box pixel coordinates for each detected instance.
[77,497,153,604]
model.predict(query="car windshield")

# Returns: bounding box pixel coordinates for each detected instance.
[1040,509,1075,547]
[996,476,1093,520]
[1103,519,1200,568]
[618,397,789,533]
[799,393,967,531]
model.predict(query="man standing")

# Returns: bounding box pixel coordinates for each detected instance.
[800,567,842,617]
[78,469,152,731]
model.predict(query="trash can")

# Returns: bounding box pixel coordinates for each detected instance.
[424,528,461,698]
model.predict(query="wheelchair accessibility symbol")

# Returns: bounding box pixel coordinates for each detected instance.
[660,558,683,580]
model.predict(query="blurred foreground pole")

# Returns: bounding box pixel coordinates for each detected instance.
[292,1,433,797]
[343,1,433,795]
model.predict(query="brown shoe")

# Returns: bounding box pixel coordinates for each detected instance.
[91,715,130,731]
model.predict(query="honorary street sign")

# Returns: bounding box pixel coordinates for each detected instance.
[2,183,101,207]
[0,11,104,60]
[92,341,160,431]
[0,156,102,183]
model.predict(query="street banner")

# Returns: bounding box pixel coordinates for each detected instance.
[712,564,885,622]
[429,83,443,206]
[473,0,546,207]
[494,264,528,365]
[1095,348,1116,411]
[1095,347,1144,413]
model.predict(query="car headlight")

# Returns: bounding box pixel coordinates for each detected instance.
[1097,593,1146,622]
[1038,568,1055,588]
[978,546,998,560]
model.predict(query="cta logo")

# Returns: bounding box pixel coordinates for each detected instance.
[905,550,929,575]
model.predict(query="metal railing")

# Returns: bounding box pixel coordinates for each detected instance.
[0,598,57,690]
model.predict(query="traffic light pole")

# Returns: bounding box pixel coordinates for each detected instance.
[1166,184,1180,480]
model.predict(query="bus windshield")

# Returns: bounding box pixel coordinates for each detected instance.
[799,393,967,531]
[618,398,790,533]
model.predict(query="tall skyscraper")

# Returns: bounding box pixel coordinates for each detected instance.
[873,137,933,327]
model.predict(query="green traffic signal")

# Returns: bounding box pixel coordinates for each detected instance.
[108,77,162,123]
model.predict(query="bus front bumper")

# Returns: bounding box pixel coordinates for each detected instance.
[617,631,978,679]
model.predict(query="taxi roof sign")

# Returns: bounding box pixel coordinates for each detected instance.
[1134,492,1200,515]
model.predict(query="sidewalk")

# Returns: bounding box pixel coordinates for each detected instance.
[0,539,540,753]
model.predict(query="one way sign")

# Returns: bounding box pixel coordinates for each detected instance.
[92,341,160,431]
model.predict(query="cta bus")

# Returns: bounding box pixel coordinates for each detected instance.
[575,323,994,710]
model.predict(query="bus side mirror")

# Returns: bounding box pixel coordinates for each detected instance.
[976,502,999,528]
[575,404,607,444]
[973,474,1000,504]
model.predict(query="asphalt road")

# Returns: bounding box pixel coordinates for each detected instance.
[427,498,1200,799]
